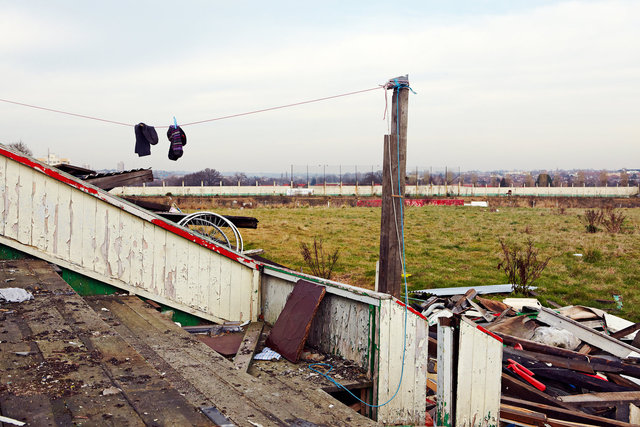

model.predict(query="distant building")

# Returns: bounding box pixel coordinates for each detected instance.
[36,152,70,166]
[117,161,125,172]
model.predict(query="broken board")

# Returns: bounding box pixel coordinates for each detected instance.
[265,279,326,363]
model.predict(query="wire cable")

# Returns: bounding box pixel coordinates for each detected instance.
[0,86,382,129]
[0,98,132,127]
[176,86,382,127]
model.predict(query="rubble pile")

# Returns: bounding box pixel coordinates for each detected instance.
[415,288,640,425]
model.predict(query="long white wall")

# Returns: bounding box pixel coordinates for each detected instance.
[112,183,639,197]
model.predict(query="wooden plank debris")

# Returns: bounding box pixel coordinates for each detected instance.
[502,396,634,427]
[558,391,640,405]
[536,307,640,359]
[413,283,534,296]
[611,322,640,340]
[265,279,326,363]
[83,169,153,190]
[233,322,264,372]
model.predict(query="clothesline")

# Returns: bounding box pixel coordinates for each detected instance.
[0,86,382,129]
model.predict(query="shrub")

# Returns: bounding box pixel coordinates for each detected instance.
[497,238,551,295]
[580,209,603,233]
[601,208,626,233]
[583,248,603,263]
[300,238,340,280]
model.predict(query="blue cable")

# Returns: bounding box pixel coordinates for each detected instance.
[309,81,415,408]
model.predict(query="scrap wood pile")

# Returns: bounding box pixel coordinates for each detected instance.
[415,288,640,426]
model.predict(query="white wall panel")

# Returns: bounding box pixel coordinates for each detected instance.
[0,149,258,323]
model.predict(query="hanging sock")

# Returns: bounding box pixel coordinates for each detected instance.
[167,125,187,161]
[134,123,159,157]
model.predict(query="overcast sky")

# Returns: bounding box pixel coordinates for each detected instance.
[1,0,638,173]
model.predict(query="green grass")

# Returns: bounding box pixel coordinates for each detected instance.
[210,205,640,322]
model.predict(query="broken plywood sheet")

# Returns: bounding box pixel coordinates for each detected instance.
[196,333,244,356]
[487,315,537,340]
[266,279,326,363]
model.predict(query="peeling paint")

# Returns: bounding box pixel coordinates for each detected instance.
[53,204,59,254]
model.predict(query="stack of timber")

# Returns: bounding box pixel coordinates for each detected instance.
[415,286,640,425]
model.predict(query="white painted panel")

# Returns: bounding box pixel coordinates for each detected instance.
[141,221,155,290]
[456,321,474,422]
[69,188,85,266]
[251,269,260,322]
[1,151,260,325]
[228,262,243,320]
[176,236,199,308]
[32,173,47,251]
[377,299,429,425]
[437,321,454,427]
[152,226,167,298]
[17,165,33,245]
[263,275,374,367]
[261,275,294,325]
[163,231,178,300]
[198,245,213,312]
[55,184,72,260]
[238,263,251,321]
[309,296,372,368]
[105,206,120,278]
[0,156,6,236]
[218,257,232,320]
[198,244,220,313]
[402,307,417,419]
[483,326,502,426]
[93,204,108,276]
[117,210,133,284]
[81,197,97,272]
[456,320,501,427]
[128,215,144,287]
[42,178,59,255]
[4,160,20,240]
[413,314,429,420]
[377,299,392,418]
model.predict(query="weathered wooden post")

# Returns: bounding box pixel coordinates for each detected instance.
[378,75,409,298]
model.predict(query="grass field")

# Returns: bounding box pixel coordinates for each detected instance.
[209,205,640,322]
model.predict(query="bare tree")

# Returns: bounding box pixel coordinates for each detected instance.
[524,173,534,187]
[620,170,629,186]
[180,168,224,186]
[7,141,32,156]
[300,238,339,280]
[536,173,552,187]
[497,239,551,295]
[599,170,609,186]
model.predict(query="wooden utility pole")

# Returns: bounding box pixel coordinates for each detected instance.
[378,77,409,298]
